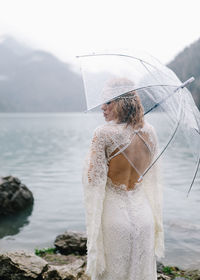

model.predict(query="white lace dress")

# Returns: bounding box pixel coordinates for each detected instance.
[82,122,164,280]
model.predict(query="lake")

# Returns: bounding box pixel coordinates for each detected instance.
[0,113,199,269]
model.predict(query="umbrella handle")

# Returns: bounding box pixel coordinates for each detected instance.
[175,77,195,92]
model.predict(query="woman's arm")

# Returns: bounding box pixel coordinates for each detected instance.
[82,126,108,278]
[86,127,108,184]
[141,126,165,259]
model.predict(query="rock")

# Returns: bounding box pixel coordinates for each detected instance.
[157,261,165,273]
[157,273,171,279]
[42,252,87,266]
[43,259,86,280]
[184,269,200,280]
[42,267,62,280]
[0,251,48,279]
[0,175,34,216]
[0,251,89,280]
[1,250,199,280]
[173,277,188,280]
[54,231,87,255]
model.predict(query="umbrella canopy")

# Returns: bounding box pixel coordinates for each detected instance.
[77,51,200,194]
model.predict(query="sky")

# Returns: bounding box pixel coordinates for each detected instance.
[0,0,200,66]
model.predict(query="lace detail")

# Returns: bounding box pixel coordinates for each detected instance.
[106,176,142,192]
[82,121,164,280]
[98,177,157,280]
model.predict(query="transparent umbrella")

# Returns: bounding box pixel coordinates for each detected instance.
[77,50,200,195]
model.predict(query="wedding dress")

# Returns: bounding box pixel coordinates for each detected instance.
[82,121,164,280]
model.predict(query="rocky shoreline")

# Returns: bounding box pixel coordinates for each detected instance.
[0,231,200,280]
[0,176,199,279]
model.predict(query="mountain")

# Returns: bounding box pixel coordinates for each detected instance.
[0,35,85,112]
[168,38,200,109]
[1,35,199,112]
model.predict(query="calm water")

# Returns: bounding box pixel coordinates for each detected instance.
[0,113,199,269]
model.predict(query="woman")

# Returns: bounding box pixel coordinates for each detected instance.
[82,78,164,280]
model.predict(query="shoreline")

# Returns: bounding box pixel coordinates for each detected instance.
[0,231,200,280]
[1,250,200,280]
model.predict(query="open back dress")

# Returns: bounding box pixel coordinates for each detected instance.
[82,121,164,280]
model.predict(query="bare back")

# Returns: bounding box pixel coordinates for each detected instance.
[107,129,155,190]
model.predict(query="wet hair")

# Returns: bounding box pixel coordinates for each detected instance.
[106,78,144,129]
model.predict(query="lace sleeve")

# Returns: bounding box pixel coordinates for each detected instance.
[141,127,165,259]
[82,126,108,278]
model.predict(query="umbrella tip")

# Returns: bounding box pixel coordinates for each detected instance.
[138,175,143,182]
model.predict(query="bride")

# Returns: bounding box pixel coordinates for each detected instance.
[82,78,164,280]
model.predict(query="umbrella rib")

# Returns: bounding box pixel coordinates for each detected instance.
[106,84,178,112]
[140,117,181,180]
[140,60,159,82]
[187,156,200,196]
[141,94,183,181]
[84,84,178,112]
[144,86,179,115]
[192,110,200,135]
[195,128,200,135]
[143,77,194,115]
[77,53,178,84]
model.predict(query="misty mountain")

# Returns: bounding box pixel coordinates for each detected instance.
[0,35,85,112]
[0,35,199,112]
[168,38,200,109]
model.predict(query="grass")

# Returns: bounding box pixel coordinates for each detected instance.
[163,266,173,275]
[35,247,56,257]
[162,265,192,279]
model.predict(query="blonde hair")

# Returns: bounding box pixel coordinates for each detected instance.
[107,78,144,129]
